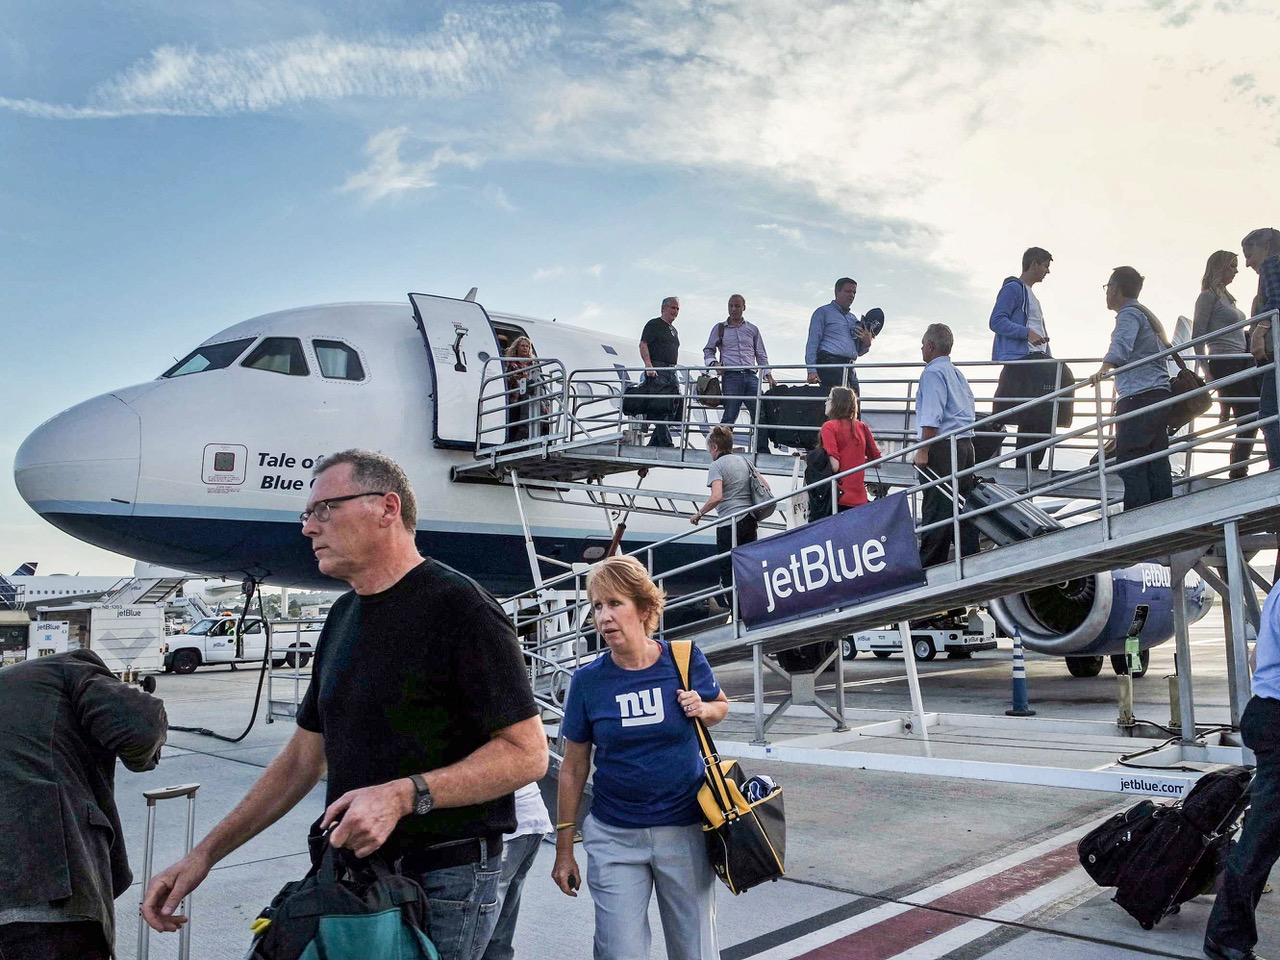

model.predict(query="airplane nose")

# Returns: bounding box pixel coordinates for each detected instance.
[14,393,142,519]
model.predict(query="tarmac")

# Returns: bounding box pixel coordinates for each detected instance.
[110,612,1277,960]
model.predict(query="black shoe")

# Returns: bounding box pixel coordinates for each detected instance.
[1205,937,1264,960]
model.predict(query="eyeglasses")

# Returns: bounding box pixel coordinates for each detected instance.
[299,492,388,524]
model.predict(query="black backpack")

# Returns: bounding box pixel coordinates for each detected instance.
[246,832,437,959]
[805,445,835,521]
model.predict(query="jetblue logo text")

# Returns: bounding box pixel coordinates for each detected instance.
[732,494,926,628]
[616,688,665,727]
[1120,778,1185,796]
[1140,564,1171,593]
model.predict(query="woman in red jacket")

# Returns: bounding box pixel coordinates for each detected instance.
[820,386,882,512]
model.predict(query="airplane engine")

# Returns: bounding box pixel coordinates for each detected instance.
[988,563,1210,659]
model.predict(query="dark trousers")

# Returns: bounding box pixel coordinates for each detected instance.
[1260,367,1280,470]
[815,350,859,395]
[720,371,768,453]
[1206,356,1260,478]
[0,921,109,960]
[972,357,1059,471]
[919,439,980,568]
[1207,696,1280,950]
[645,369,681,447]
[715,514,759,589]
[1115,388,1172,511]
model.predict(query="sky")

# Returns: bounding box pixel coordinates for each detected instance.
[2,0,1279,574]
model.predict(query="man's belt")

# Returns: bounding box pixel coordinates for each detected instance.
[398,833,503,873]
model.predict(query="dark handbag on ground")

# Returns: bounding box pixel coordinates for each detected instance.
[1078,799,1160,887]
[246,826,438,959]
[696,372,722,408]
[1108,766,1252,930]
[1134,303,1212,431]
[742,456,776,522]
[672,640,786,895]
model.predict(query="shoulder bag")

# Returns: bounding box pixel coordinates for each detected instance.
[698,324,725,408]
[740,456,776,521]
[671,640,786,895]
[1134,304,1211,431]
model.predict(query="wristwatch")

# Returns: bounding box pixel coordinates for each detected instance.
[409,773,434,816]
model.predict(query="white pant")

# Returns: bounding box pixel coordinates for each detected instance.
[582,814,719,960]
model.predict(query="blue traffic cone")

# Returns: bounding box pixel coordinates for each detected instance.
[1006,631,1036,717]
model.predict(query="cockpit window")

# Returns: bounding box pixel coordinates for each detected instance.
[242,337,310,376]
[163,338,254,378]
[313,340,366,381]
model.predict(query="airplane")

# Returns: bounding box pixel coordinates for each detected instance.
[14,292,1209,674]
[0,565,128,609]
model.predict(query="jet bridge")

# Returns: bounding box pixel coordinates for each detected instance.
[469,311,1280,797]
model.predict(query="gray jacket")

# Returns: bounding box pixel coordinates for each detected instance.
[0,650,167,945]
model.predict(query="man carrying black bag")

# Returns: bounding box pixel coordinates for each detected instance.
[142,450,548,960]
[1204,579,1280,960]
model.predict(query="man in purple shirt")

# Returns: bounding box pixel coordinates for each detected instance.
[703,294,775,453]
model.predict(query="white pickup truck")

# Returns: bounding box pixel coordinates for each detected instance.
[163,615,319,674]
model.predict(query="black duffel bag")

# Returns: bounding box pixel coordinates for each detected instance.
[246,826,437,959]
[1077,799,1159,887]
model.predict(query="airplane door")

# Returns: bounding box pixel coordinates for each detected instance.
[409,293,505,449]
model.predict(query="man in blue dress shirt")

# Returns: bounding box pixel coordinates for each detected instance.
[1205,578,1280,960]
[913,323,980,567]
[806,278,874,393]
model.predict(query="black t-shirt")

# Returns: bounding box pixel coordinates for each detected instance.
[641,317,680,367]
[296,559,538,848]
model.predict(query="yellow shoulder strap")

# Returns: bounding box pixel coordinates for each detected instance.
[670,639,693,689]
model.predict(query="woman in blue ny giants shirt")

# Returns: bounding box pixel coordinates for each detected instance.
[552,555,728,960]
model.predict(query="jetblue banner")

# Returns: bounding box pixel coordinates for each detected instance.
[731,493,926,628]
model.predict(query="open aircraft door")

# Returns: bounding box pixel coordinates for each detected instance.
[410,293,505,449]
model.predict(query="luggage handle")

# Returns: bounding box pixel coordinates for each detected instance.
[138,781,200,960]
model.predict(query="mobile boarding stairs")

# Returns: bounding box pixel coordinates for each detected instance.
[471,310,1280,798]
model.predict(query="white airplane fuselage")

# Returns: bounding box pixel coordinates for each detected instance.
[15,298,715,596]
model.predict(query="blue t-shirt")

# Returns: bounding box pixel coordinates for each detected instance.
[561,641,720,828]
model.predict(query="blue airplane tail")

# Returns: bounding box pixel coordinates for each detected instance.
[11,563,36,577]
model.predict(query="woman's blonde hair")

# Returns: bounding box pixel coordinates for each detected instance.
[707,424,735,456]
[506,336,535,358]
[586,556,666,635]
[825,385,858,421]
[1202,250,1238,302]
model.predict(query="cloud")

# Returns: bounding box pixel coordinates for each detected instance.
[0,4,560,119]
[533,264,604,281]
[756,223,805,246]
[339,128,480,202]
[533,266,565,281]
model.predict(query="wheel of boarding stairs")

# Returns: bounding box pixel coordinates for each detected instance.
[1110,649,1150,678]
[912,635,937,661]
[141,675,157,694]
[1065,655,1104,678]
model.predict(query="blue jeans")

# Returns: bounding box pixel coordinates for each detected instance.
[481,833,545,960]
[404,844,504,960]
[1260,368,1280,469]
[719,371,767,452]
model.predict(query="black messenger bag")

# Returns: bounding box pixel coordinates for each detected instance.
[671,640,786,894]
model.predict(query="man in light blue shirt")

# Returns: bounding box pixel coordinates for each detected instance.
[913,323,979,567]
[1205,577,1280,960]
[805,278,874,393]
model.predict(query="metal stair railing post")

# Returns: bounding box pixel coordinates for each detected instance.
[1223,519,1256,751]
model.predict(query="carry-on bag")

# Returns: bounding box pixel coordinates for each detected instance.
[1110,766,1252,930]
[1077,799,1160,887]
[245,826,438,959]
[671,640,786,894]
[742,457,777,522]
[962,478,1062,546]
[137,782,201,960]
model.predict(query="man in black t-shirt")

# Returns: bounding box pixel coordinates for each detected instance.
[639,295,682,447]
[142,450,547,960]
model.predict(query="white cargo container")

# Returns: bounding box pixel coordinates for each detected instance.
[35,602,166,690]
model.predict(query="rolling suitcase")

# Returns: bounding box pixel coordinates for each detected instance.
[1110,766,1252,930]
[961,478,1061,546]
[1078,799,1160,887]
[137,782,200,960]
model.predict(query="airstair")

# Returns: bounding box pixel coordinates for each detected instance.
[0,573,20,609]
[100,576,188,606]
[468,310,1280,798]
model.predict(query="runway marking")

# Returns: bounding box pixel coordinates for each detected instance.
[751,821,1100,960]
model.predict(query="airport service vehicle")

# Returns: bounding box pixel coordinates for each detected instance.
[163,615,318,674]
[14,292,1209,669]
[33,603,166,691]
[846,609,999,662]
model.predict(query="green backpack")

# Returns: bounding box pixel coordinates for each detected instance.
[246,838,438,960]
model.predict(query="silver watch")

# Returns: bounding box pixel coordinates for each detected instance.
[409,773,433,816]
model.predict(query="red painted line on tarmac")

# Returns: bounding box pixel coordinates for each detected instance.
[797,842,1081,960]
